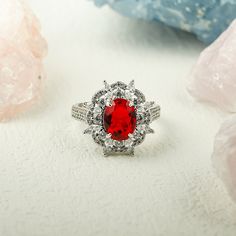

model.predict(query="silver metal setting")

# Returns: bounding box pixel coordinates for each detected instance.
[72,81,161,156]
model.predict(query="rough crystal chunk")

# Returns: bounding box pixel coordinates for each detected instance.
[0,0,47,121]
[93,0,236,43]
[188,20,236,112]
[212,115,236,202]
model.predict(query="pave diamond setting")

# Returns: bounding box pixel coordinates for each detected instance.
[81,80,159,156]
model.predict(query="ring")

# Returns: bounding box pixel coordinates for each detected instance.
[72,81,161,156]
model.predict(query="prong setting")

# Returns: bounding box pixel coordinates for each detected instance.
[104,80,111,91]
[84,127,93,134]
[146,126,155,134]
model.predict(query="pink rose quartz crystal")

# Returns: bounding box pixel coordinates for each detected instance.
[212,115,236,202]
[188,20,236,112]
[0,0,47,121]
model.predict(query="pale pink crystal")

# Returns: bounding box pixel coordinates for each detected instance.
[188,20,236,112]
[212,115,236,202]
[0,0,47,121]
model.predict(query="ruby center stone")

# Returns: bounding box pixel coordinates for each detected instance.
[103,98,136,141]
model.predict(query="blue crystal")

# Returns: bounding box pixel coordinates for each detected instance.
[93,0,236,44]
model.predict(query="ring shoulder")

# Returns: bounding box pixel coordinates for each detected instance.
[72,102,90,122]
[148,102,161,122]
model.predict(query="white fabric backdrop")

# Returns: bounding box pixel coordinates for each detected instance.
[0,0,236,235]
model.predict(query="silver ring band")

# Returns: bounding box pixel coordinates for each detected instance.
[72,102,89,122]
[72,102,160,123]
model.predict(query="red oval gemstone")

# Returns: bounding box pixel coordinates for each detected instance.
[103,98,136,141]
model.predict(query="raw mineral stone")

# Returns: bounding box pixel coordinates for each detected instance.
[0,0,47,121]
[93,0,236,44]
[188,20,236,112]
[212,115,236,202]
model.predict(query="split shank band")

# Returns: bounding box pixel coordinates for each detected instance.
[72,102,161,123]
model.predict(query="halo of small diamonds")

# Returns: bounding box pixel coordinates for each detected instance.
[83,80,157,156]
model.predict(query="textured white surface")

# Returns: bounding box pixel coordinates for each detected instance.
[0,1,236,236]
